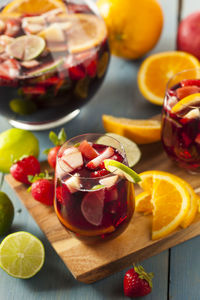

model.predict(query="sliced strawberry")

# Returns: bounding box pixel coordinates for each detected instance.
[81,189,105,226]
[176,86,200,100]
[78,140,98,160]
[86,147,114,170]
[5,19,21,37]
[195,133,200,144]
[91,169,110,178]
[64,174,81,193]
[69,64,86,80]
[181,79,200,87]
[22,86,46,95]
[0,59,20,79]
[62,151,83,169]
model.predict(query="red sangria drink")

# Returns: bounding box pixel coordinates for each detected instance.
[161,69,200,172]
[55,134,135,239]
[0,0,109,130]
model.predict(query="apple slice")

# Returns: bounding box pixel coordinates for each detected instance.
[86,147,114,169]
[62,151,83,169]
[78,140,98,160]
[39,23,66,43]
[99,175,118,187]
[64,174,81,193]
[21,60,40,69]
[81,190,105,226]
[63,146,79,156]
[58,158,73,174]
[184,108,200,119]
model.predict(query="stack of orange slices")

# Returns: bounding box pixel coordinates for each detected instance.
[135,170,199,240]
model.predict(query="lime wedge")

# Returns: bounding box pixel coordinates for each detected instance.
[0,191,14,236]
[6,35,45,61]
[104,159,141,183]
[0,231,45,279]
[97,133,141,167]
[27,58,64,76]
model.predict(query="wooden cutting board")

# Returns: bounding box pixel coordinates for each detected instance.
[5,141,200,284]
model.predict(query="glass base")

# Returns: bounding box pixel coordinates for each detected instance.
[8,109,80,131]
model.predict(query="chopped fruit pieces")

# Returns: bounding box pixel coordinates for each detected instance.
[39,23,66,42]
[184,108,200,119]
[62,151,83,169]
[181,79,200,87]
[78,140,98,160]
[27,58,64,76]
[0,58,20,79]
[176,86,200,100]
[21,60,40,68]
[81,189,105,226]
[86,146,114,169]
[64,174,81,193]
[58,159,73,173]
[5,19,21,37]
[135,191,152,213]
[171,93,200,113]
[99,175,118,187]
[63,147,79,156]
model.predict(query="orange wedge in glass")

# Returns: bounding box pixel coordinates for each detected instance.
[137,51,200,106]
[171,93,200,113]
[102,115,161,144]
[1,0,66,16]
[139,171,191,240]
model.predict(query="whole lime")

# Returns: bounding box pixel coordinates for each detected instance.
[0,191,14,236]
[0,128,39,173]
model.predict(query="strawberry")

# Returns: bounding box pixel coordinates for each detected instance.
[181,79,200,87]
[22,86,46,95]
[0,59,20,80]
[124,265,153,298]
[5,19,21,37]
[68,64,86,80]
[28,172,54,206]
[86,147,114,169]
[44,128,67,169]
[176,85,200,100]
[78,140,98,160]
[10,155,40,185]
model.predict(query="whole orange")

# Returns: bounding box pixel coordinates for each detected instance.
[97,0,163,59]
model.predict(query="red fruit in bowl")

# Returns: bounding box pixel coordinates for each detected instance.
[10,155,40,185]
[124,265,154,298]
[177,11,200,59]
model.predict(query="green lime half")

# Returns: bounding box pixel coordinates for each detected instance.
[0,128,39,173]
[7,35,45,61]
[0,191,14,236]
[97,133,141,167]
[0,231,45,279]
[104,159,141,183]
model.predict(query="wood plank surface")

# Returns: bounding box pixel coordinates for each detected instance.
[5,141,200,284]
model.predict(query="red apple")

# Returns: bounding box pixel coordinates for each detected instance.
[177,11,200,60]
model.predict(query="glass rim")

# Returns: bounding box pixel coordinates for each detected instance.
[165,67,200,110]
[57,133,127,180]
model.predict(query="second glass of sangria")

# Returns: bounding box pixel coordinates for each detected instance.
[161,68,200,173]
[55,134,135,240]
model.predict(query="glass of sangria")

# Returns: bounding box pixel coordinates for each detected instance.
[0,0,110,130]
[55,134,135,239]
[161,68,200,173]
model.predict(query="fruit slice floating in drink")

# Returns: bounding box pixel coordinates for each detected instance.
[55,135,139,238]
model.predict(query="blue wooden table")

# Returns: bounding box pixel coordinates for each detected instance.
[1,0,200,299]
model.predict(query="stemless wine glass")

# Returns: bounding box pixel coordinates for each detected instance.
[54,133,135,239]
[161,68,200,173]
[0,0,110,130]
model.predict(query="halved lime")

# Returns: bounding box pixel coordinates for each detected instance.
[104,159,141,183]
[6,35,45,61]
[27,58,64,76]
[0,191,14,236]
[0,231,45,279]
[97,133,141,167]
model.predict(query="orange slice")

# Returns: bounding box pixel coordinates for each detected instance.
[102,114,161,144]
[135,191,152,213]
[171,93,200,113]
[66,14,107,54]
[139,171,190,240]
[2,0,66,16]
[137,51,200,106]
